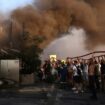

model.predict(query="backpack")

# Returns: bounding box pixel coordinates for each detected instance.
[76,66,82,76]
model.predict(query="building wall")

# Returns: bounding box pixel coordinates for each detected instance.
[20,73,35,85]
[0,60,19,82]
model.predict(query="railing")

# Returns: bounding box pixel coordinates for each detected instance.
[71,51,105,60]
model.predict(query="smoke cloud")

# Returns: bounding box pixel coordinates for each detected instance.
[0,0,105,49]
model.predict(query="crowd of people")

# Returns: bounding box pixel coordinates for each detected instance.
[38,57,105,100]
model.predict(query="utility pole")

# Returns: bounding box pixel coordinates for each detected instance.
[8,20,13,49]
[22,22,26,40]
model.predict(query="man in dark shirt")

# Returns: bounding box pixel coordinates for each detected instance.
[101,59,105,92]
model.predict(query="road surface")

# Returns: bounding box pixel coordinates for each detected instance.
[0,83,105,105]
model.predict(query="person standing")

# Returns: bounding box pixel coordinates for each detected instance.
[94,60,101,91]
[101,59,105,92]
[72,60,83,93]
[88,58,97,100]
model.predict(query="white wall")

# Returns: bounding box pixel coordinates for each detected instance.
[0,60,19,82]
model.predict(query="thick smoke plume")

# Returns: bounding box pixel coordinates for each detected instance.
[0,0,105,49]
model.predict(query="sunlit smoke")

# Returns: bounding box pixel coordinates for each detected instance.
[41,27,88,60]
[41,27,105,60]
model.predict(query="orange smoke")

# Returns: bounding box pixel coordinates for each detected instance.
[0,0,105,49]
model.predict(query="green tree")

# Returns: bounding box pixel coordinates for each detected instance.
[20,34,45,74]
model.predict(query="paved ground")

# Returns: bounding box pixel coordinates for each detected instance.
[0,83,105,105]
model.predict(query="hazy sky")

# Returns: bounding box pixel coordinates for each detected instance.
[0,0,33,12]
